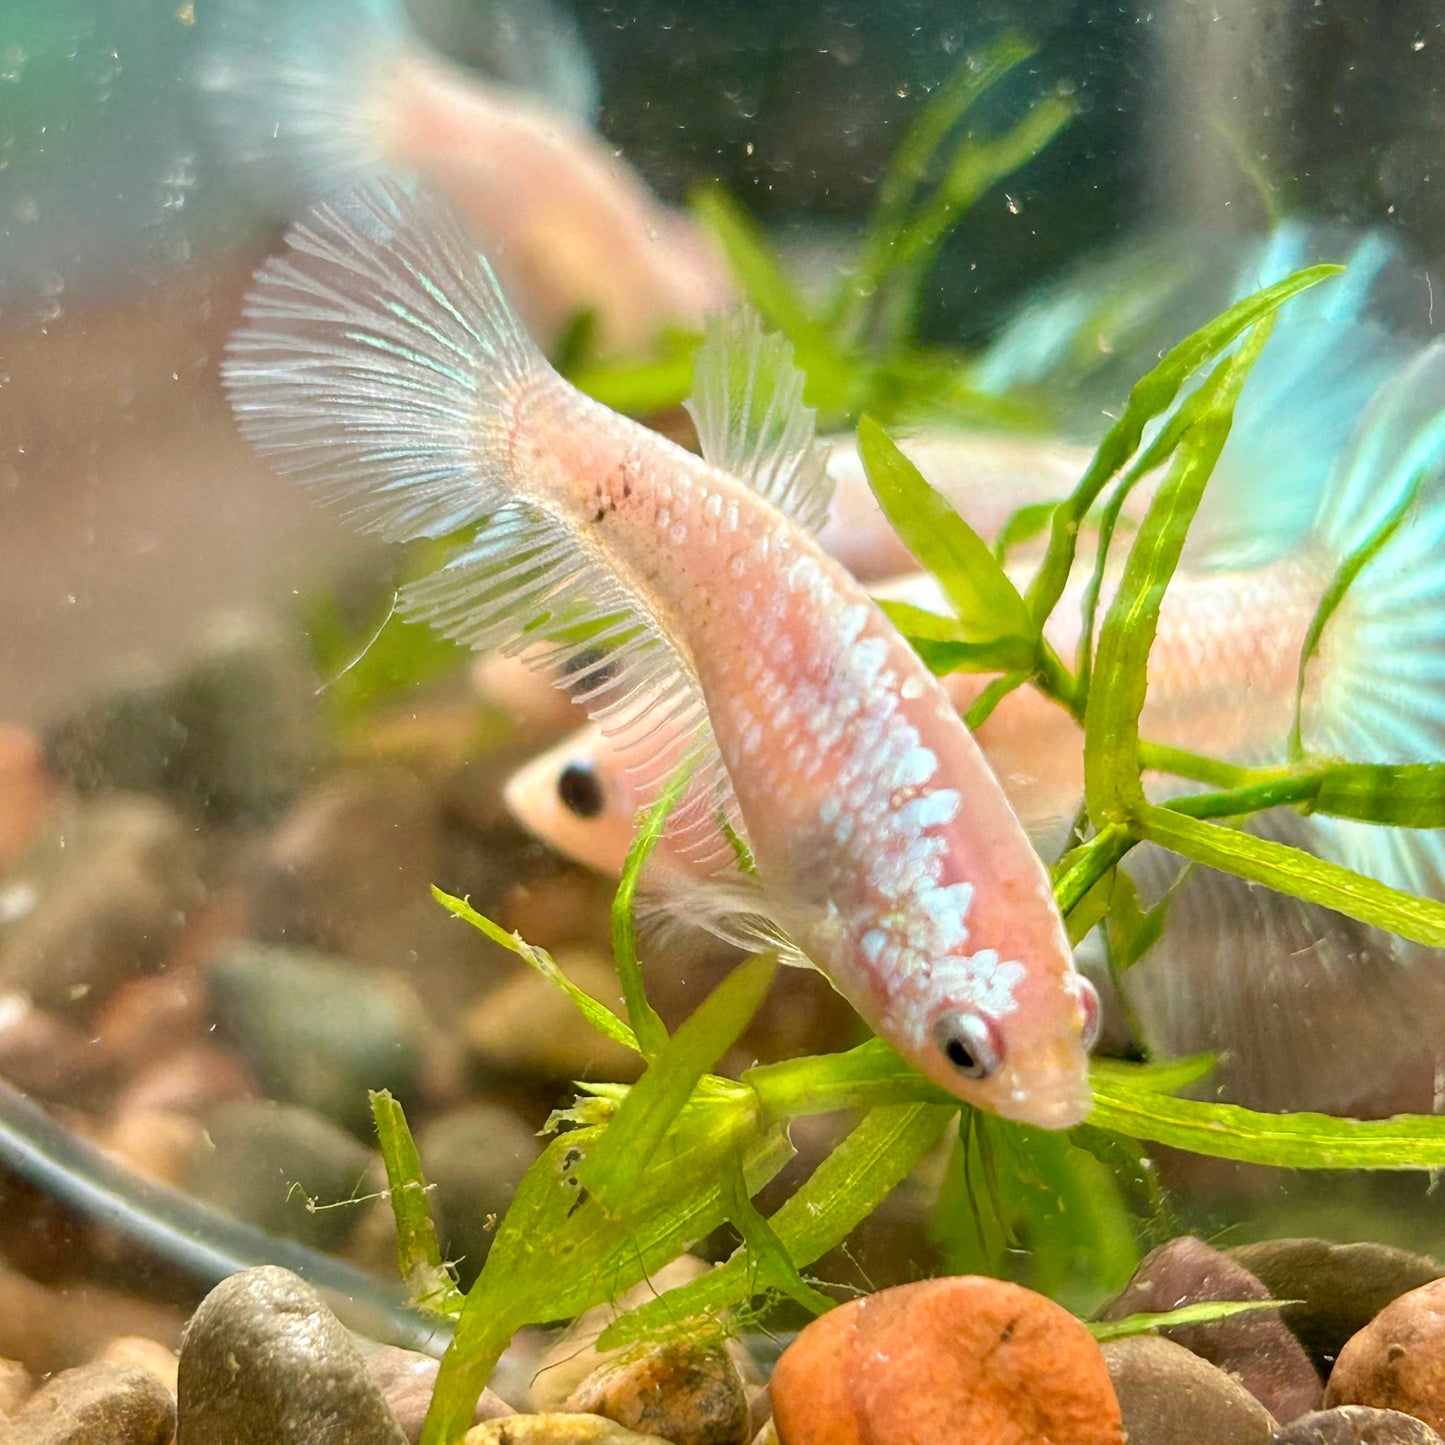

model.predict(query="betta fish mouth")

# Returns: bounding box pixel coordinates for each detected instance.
[988,1049,1094,1130]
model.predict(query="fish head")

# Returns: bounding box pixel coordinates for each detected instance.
[502,725,637,878]
[882,927,1099,1129]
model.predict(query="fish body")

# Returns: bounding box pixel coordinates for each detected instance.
[200,0,729,352]
[224,180,1096,1128]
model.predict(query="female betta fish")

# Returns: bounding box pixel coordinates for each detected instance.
[223,179,1098,1128]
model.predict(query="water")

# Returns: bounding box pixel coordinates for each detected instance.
[2,0,1445,1413]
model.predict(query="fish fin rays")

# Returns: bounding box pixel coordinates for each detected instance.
[1120,829,1445,1116]
[1298,339,1445,898]
[224,177,542,542]
[685,310,833,532]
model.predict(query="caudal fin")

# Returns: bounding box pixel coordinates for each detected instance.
[197,0,598,212]
[1298,339,1445,900]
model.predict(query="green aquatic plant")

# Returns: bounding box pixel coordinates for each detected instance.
[572,31,1069,429]
[358,251,1445,1444]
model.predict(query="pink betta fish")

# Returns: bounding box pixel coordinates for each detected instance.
[200,0,730,355]
[223,179,1098,1128]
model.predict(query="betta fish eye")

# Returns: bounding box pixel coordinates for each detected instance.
[931,1010,1003,1080]
[557,761,605,818]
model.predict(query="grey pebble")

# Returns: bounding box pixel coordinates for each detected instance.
[44,613,321,823]
[414,1103,542,1288]
[356,1341,513,1444]
[1100,1234,1321,1423]
[1228,1239,1441,1370]
[1101,1333,1277,1444]
[1,1361,174,1445]
[0,794,206,1017]
[1274,1405,1445,1442]
[208,942,425,1137]
[187,1099,378,1253]
[177,1266,407,1445]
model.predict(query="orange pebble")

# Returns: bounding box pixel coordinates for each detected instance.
[0,724,53,872]
[770,1276,1124,1445]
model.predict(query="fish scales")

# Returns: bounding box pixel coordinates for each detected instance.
[224,179,1096,1127]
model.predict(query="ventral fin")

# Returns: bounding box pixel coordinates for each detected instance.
[685,309,833,531]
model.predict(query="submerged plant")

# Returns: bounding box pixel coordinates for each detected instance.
[367,256,1445,1440]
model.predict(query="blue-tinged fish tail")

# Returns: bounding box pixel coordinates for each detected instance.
[198,0,412,210]
[1186,224,1431,569]
[1300,339,1445,898]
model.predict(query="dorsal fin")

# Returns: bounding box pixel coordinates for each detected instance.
[685,309,833,531]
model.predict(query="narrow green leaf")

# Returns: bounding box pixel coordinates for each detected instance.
[996,500,1059,558]
[431,887,640,1054]
[579,953,781,1212]
[1089,1055,1217,1095]
[1135,804,1445,949]
[423,1094,792,1444]
[720,1153,835,1316]
[859,416,1035,641]
[611,764,690,1059]
[1313,761,1445,828]
[1089,1070,1445,1168]
[1084,323,1272,822]
[1089,1299,1301,1342]
[864,32,1037,258]
[885,92,1076,283]
[1025,264,1342,630]
[599,1103,955,1349]
[369,1091,465,1318]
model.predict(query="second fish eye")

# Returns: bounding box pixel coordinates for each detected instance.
[557,761,606,818]
[932,1011,1003,1080]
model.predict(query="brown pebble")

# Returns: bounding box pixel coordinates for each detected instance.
[100,1107,208,1188]
[2,1360,175,1445]
[1100,1333,1276,1444]
[461,1416,673,1444]
[1277,1404,1445,1442]
[0,1269,184,1377]
[1100,1234,1320,1423]
[94,1336,180,1398]
[566,1339,750,1445]
[0,1355,35,1417]
[1227,1239,1443,1372]
[356,1340,513,1444]
[770,1276,1124,1444]
[176,1266,406,1444]
[0,996,119,1106]
[1327,1277,1445,1430]
[113,1041,257,1120]
[0,724,53,872]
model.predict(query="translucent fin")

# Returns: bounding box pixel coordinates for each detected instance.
[224,178,542,542]
[410,0,600,126]
[1187,224,1430,569]
[198,0,599,211]
[685,310,832,531]
[198,0,410,210]
[1296,339,1445,900]
[1120,826,1445,1116]
[224,177,749,877]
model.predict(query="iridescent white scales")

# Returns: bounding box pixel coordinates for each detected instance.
[706,544,1031,1062]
